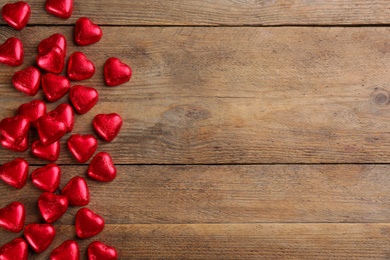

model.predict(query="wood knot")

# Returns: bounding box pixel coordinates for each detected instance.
[372,88,390,106]
[162,104,211,125]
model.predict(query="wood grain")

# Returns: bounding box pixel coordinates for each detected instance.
[2,0,390,26]
[0,164,389,225]
[1,224,390,259]
[1,27,390,163]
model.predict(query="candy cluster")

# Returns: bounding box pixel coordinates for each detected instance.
[0,1,131,259]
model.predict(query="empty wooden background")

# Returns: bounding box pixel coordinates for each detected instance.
[1,0,390,259]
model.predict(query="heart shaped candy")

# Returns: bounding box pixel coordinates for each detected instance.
[67,52,95,81]
[61,176,90,206]
[88,241,118,260]
[0,115,29,152]
[87,152,117,182]
[1,1,30,30]
[0,115,30,145]
[0,238,28,260]
[31,163,61,192]
[0,37,23,66]
[75,17,103,46]
[93,113,123,142]
[48,103,74,132]
[42,73,71,102]
[0,158,28,189]
[12,66,41,96]
[69,85,99,114]
[24,223,56,253]
[17,99,46,127]
[45,0,73,19]
[50,240,80,260]
[38,192,68,223]
[75,208,104,239]
[36,114,67,145]
[38,33,66,55]
[32,140,60,162]
[0,201,25,232]
[67,134,97,163]
[0,134,28,152]
[104,57,132,87]
[36,46,65,74]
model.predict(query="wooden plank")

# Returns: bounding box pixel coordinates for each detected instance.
[1,27,390,163]
[1,165,390,225]
[1,224,390,259]
[2,0,390,26]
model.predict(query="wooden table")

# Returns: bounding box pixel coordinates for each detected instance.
[1,0,390,259]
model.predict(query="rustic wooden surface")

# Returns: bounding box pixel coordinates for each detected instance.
[2,0,390,26]
[3,26,390,164]
[3,165,390,225]
[1,0,390,259]
[3,224,390,259]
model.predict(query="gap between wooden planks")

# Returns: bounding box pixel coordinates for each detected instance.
[1,27,390,163]
[1,0,390,26]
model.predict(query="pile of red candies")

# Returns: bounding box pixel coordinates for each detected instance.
[0,0,132,259]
